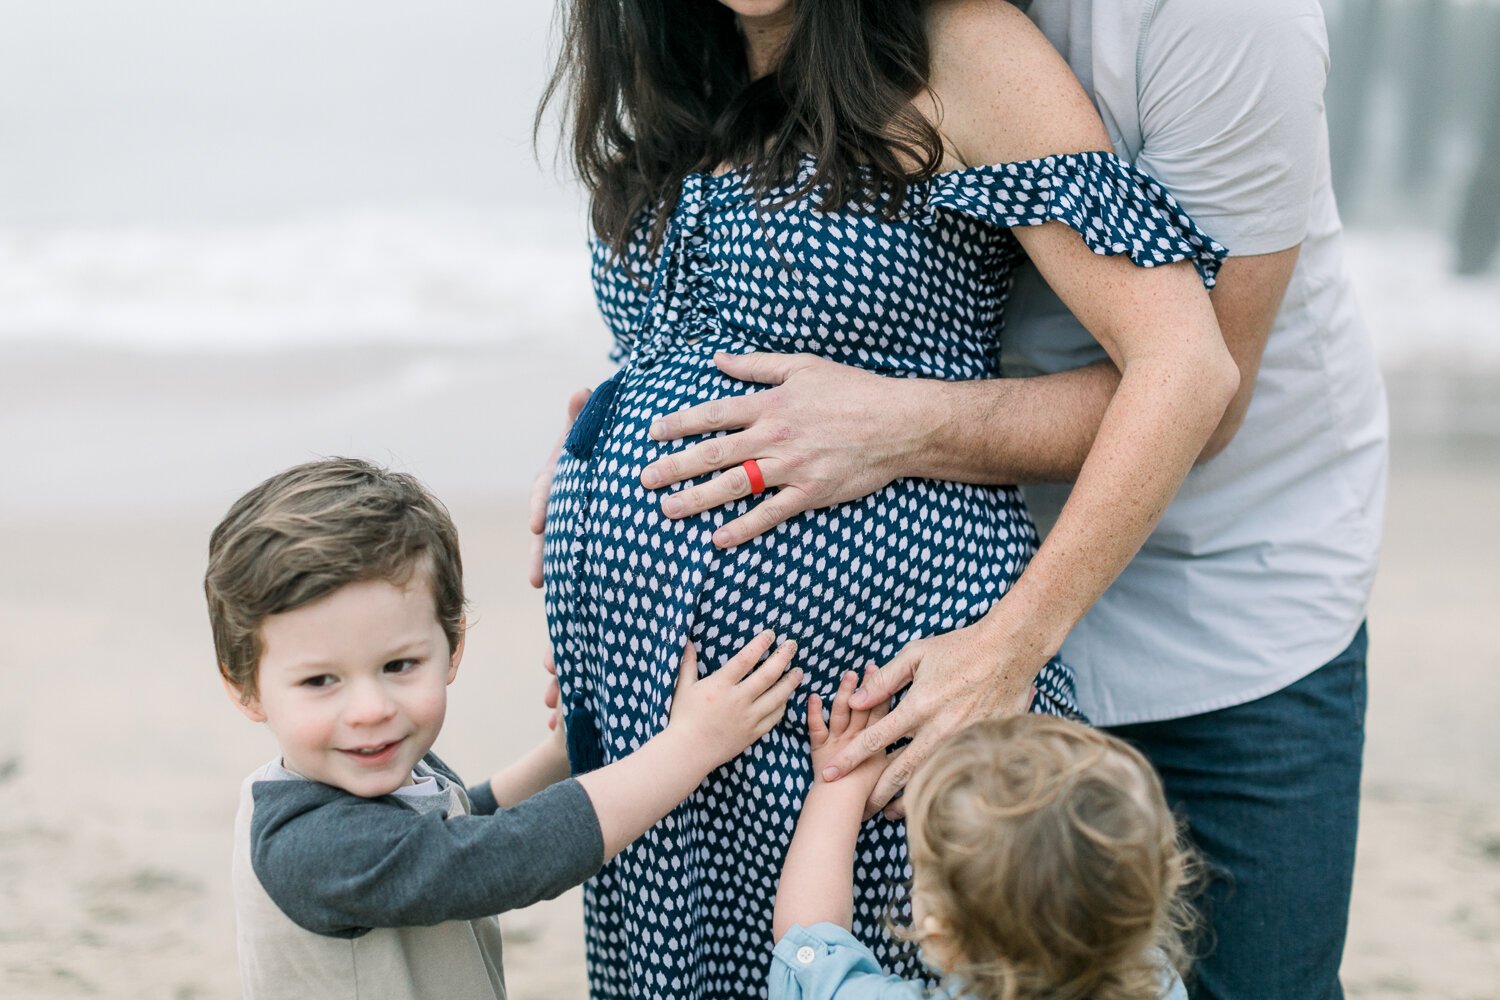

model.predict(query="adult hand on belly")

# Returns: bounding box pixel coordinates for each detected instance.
[639,352,919,547]
[823,621,1039,820]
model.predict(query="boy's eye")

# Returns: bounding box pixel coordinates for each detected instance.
[300,674,336,688]
[384,659,419,675]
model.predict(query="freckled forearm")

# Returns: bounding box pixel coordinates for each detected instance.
[892,365,1117,486]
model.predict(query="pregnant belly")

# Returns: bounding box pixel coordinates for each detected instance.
[542,347,1039,762]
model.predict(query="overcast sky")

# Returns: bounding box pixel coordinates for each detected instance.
[0,1,581,226]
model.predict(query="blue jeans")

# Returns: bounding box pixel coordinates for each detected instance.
[1105,624,1368,1000]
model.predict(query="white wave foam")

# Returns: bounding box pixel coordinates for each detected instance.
[0,208,600,353]
[1344,228,1500,371]
[0,213,1494,372]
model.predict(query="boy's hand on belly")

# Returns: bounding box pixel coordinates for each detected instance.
[665,631,804,770]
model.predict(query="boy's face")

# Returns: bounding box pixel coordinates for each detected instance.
[227,572,462,798]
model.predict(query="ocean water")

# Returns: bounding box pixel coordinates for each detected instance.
[0,207,599,355]
[1,211,1495,369]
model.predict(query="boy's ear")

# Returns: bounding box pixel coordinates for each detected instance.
[446,615,466,684]
[221,671,267,723]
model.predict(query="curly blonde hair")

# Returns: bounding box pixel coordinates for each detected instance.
[903,716,1198,1000]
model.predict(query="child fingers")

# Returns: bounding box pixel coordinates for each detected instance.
[740,638,797,695]
[754,702,790,739]
[806,693,828,747]
[673,641,700,699]
[828,670,857,735]
[722,629,778,684]
[846,663,879,729]
[750,659,804,716]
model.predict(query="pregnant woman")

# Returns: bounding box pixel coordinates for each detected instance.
[539,1,1236,997]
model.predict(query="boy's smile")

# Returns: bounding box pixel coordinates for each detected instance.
[228,571,463,798]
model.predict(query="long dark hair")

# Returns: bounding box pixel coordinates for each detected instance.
[538,0,945,256]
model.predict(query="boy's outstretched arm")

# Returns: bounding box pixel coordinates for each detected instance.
[577,633,803,859]
[483,698,571,809]
[772,667,889,941]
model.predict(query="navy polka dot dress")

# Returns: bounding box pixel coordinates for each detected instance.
[543,151,1224,999]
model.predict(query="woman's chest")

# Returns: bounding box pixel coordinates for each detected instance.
[592,174,1022,380]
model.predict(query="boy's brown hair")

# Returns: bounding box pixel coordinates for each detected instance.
[206,457,465,701]
[905,715,1198,1000]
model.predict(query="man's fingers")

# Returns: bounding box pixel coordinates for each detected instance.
[822,707,910,782]
[644,433,763,497]
[866,675,891,723]
[648,392,766,443]
[713,351,807,387]
[711,486,812,548]
[846,663,878,730]
[880,796,907,822]
[865,739,930,814]
[848,648,919,710]
[743,639,797,695]
[543,677,559,711]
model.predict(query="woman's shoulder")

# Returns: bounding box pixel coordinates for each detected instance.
[921,0,1109,167]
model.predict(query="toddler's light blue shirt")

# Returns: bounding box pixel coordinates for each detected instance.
[767,923,1189,1000]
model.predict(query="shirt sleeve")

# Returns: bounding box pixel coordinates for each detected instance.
[767,924,931,1000]
[249,777,604,937]
[1134,0,1329,255]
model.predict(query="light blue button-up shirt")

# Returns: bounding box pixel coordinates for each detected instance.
[767,924,1188,1000]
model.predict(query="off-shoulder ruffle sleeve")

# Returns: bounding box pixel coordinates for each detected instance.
[922,150,1227,288]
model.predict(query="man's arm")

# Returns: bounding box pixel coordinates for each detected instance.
[905,246,1300,481]
[639,245,1290,535]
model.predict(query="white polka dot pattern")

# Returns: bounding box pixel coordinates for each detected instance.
[545,151,1225,999]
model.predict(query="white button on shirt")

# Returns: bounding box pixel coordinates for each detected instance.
[796,946,817,965]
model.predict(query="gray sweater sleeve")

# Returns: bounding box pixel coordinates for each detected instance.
[249,776,604,937]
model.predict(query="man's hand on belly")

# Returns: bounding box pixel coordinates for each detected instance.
[818,619,1038,820]
[638,352,922,547]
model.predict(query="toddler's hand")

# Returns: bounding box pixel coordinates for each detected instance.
[668,632,802,769]
[808,666,891,801]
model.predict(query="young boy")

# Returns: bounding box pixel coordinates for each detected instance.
[207,457,802,1000]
